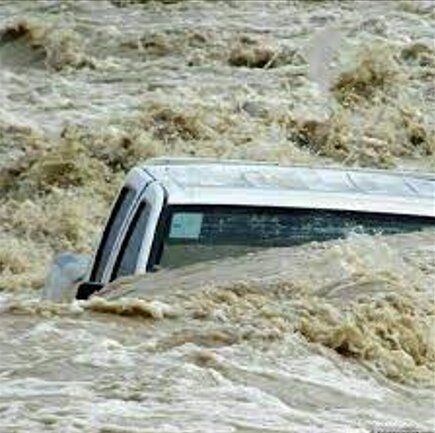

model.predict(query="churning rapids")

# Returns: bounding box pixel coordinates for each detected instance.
[0,1,434,432]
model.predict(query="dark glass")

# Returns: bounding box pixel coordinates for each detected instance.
[157,206,434,269]
[91,187,136,282]
[111,202,150,280]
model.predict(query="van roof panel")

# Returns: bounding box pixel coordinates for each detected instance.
[140,158,435,217]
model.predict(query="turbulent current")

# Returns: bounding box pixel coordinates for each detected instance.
[0,1,434,432]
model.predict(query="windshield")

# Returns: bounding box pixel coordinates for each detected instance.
[154,205,434,270]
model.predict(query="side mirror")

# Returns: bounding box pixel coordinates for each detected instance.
[42,252,90,302]
[76,281,105,300]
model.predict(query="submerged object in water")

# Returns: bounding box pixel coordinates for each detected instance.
[75,158,435,299]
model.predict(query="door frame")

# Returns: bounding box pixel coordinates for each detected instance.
[103,180,166,282]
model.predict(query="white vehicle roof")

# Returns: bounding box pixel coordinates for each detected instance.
[141,158,435,217]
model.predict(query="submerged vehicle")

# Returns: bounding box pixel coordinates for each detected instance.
[74,158,435,299]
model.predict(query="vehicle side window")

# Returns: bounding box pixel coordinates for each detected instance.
[158,206,434,269]
[111,201,150,280]
[91,187,136,282]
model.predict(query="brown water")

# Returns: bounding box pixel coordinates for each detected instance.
[0,1,434,432]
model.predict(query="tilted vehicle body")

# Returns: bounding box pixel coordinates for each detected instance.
[75,158,435,299]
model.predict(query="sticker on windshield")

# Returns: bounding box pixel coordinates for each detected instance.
[169,212,203,239]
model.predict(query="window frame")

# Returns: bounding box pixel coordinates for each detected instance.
[110,201,152,280]
[87,167,153,285]
[90,186,136,282]
[108,181,166,282]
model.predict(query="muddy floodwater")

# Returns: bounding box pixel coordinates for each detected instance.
[0,0,434,432]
